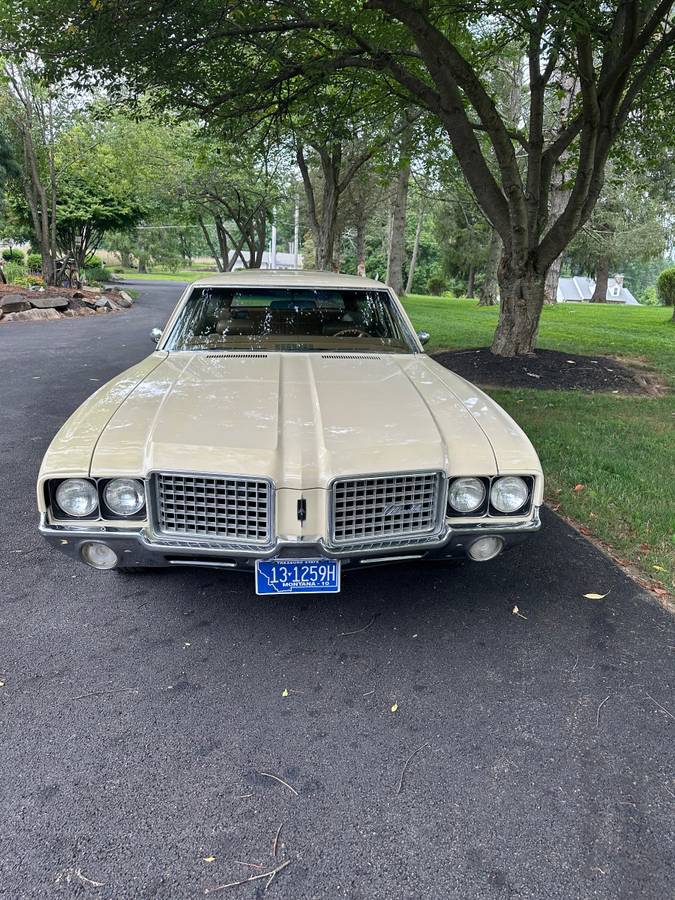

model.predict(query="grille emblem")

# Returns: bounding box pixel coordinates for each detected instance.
[384,502,424,517]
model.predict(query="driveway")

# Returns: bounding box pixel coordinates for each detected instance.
[1,280,673,899]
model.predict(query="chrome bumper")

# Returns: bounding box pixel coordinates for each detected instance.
[39,510,541,571]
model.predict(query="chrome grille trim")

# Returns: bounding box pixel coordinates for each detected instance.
[328,471,446,548]
[152,472,273,544]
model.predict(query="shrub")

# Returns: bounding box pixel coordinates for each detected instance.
[26,252,42,272]
[656,268,675,321]
[426,275,448,296]
[2,247,25,263]
[26,274,45,287]
[83,255,112,284]
[3,261,28,285]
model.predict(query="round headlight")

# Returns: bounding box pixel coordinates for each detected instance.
[55,478,98,518]
[448,477,486,513]
[104,478,145,516]
[490,476,529,513]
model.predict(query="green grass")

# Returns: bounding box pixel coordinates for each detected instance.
[403,295,675,592]
[115,267,215,282]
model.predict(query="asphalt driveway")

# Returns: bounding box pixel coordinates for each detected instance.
[1,280,673,900]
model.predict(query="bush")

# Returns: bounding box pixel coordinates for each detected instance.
[26,252,42,273]
[2,247,25,263]
[82,253,113,283]
[656,267,675,312]
[3,261,28,285]
[426,275,448,296]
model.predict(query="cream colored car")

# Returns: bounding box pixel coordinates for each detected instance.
[37,270,543,594]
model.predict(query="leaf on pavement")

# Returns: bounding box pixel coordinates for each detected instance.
[390,703,398,713]
[203,856,216,864]
[281,688,289,697]
[512,605,528,619]
[583,592,609,600]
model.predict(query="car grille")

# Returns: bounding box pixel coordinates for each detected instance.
[330,472,443,546]
[153,473,272,543]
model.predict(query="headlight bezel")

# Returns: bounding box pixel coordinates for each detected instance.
[446,474,534,518]
[489,475,532,516]
[47,477,147,521]
[447,476,489,515]
[101,478,147,518]
[52,478,99,519]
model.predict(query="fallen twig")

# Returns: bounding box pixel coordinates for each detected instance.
[339,615,377,636]
[259,772,299,797]
[67,687,138,702]
[645,691,675,721]
[205,859,291,894]
[396,742,429,795]
[272,822,284,858]
[596,695,610,728]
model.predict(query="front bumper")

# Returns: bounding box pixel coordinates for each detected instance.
[38,511,541,571]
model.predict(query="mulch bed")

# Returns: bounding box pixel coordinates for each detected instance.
[432,347,658,394]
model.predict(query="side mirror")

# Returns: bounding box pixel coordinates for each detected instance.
[150,328,162,344]
[417,330,430,346]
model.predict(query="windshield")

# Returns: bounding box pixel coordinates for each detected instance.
[164,287,418,354]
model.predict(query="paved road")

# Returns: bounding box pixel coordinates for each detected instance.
[1,281,673,900]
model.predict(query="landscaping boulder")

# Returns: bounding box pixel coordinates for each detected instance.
[4,308,61,322]
[116,290,134,308]
[95,296,115,310]
[29,294,69,310]
[0,294,31,314]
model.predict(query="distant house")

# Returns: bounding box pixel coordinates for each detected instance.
[233,250,303,270]
[556,274,639,304]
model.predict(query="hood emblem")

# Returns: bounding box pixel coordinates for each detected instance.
[384,502,423,517]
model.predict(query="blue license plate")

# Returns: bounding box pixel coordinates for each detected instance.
[255,558,341,595]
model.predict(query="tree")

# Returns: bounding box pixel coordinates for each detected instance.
[4,2,673,353]
[0,61,61,282]
[566,170,666,301]
[656,267,675,321]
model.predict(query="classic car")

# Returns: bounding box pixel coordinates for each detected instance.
[37,270,543,594]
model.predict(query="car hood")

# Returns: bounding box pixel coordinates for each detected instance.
[88,352,540,488]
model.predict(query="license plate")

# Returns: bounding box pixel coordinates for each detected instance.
[255,558,341,595]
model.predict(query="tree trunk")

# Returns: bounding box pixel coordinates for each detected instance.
[490,261,546,356]
[405,194,425,295]
[543,255,562,304]
[478,229,500,306]
[591,255,609,302]
[355,220,366,276]
[386,154,411,296]
[466,264,475,298]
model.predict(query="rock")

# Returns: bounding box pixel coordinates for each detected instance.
[72,290,84,299]
[95,297,115,310]
[0,294,32,314]
[95,306,108,314]
[4,307,61,322]
[83,286,103,295]
[81,296,99,309]
[116,290,134,307]
[29,294,69,310]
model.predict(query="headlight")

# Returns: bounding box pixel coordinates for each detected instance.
[448,477,486,513]
[104,478,145,516]
[490,476,529,513]
[55,478,98,517]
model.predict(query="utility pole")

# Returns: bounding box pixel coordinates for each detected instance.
[270,206,277,269]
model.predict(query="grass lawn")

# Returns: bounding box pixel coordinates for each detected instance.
[403,295,675,593]
[114,267,215,282]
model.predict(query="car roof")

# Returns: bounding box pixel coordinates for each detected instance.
[191,269,388,291]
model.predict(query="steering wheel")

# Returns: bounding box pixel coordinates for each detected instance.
[334,327,370,338]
